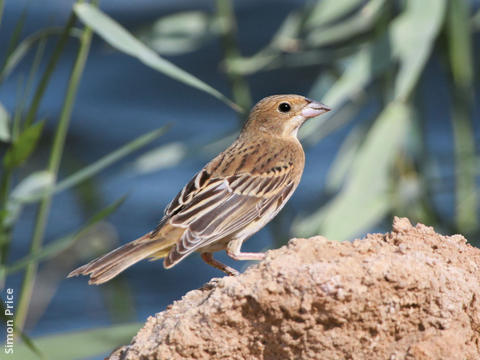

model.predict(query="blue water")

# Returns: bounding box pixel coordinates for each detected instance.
[0,0,478,357]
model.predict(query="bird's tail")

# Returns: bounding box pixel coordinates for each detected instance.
[67,233,174,285]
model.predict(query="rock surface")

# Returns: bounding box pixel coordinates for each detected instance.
[109,217,480,360]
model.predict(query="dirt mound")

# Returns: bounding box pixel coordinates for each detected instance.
[108,217,480,360]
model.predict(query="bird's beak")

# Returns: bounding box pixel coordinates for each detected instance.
[301,100,331,119]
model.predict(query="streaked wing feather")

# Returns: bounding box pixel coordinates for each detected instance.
[150,169,215,237]
[171,181,227,225]
[164,166,296,267]
[164,169,214,218]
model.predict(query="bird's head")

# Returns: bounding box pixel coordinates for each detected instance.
[243,94,331,138]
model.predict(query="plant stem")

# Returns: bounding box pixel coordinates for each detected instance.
[447,0,477,233]
[0,37,50,283]
[15,3,95,331]
[1,8,27,75]
[0,0,4,28]
[451,96,477,232]
[215,0,251,118]
[23,13,76,128]
[16,37,47,138]
[0,168,13,269]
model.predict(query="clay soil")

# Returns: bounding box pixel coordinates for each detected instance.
[109,217,480,360]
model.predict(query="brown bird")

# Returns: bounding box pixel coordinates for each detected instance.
[68,94,330,284]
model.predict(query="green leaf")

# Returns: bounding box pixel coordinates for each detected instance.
[7,322,141,360]
[10,171,54,203]
[306,0,364,28]
[132,141,188,174]
[303,0,446,143]
[390,0,447,100]
[6,196,126,274]
[0,27,71,82]
[0,102,10,142]
[270,11,304,50]
[3,120,44,169]
[324,121,367,192]
[302,35,392,143]
[225,11,304,76]
[306,0,386,48]
[3,171,54,228]
[294,102,411,240]
[52,126,169,196]
[16,126,169,204]
[74,3,241,113]
[136,11,214,55]
[0,27,68,84]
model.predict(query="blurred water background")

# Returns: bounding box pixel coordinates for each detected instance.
[0,0,479,359]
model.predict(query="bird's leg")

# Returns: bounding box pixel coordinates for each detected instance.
[201,253,239,276]
[226,239,266,261]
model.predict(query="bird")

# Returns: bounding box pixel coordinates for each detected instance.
[68,94,330,284]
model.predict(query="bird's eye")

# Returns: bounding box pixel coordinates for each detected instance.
[278,102,291,113]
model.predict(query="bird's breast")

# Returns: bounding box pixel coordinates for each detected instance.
[208,136,305,177]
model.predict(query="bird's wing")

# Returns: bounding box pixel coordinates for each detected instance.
[161,165,296,267]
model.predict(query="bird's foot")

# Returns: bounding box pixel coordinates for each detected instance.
[201,252,240,276]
